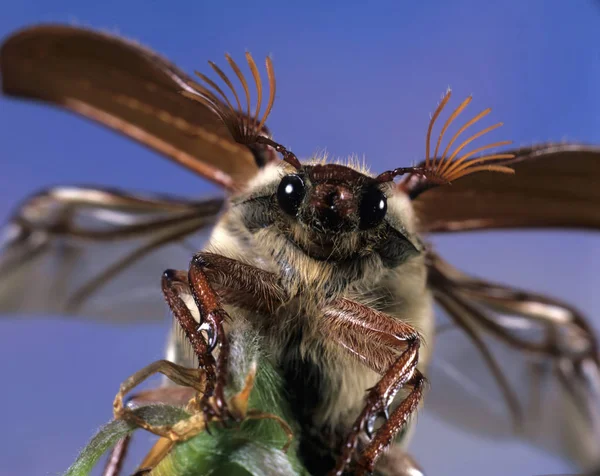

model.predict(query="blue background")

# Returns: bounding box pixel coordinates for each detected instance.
[0,1,599,475]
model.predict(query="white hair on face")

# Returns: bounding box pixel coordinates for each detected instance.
[236,161,293,201]
[386,189,419,238]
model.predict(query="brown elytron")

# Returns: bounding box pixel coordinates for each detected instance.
[0,24,599,476]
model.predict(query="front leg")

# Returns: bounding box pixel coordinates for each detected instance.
[181,253,285,421]
[187,255,231,420]
[323,298,426,476]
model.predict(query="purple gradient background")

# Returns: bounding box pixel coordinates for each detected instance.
[1,1,599,475]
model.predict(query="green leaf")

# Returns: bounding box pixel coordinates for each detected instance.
[65,326,310,476]
[149,352,309,476]
[64,405,189,476]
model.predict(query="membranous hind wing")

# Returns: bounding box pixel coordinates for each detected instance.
[412,144,600,471]
[0,25,280,321]
[427,251,600,470]
[0,187,223,321]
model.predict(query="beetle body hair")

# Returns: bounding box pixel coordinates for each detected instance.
[168,159,434,472]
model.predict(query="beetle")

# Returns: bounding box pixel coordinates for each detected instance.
[0,24,599,475]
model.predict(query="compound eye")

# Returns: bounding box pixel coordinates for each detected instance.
[359,186,387,229]
[277,174,306,216]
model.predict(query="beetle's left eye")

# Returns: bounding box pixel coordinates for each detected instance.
[277,174,306,216]
[359,187,387,229]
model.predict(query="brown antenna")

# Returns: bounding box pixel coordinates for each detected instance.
[181,53,276,146]
[378,90,515,197]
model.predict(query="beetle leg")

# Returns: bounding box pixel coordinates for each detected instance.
[108,359,291,474]
[112,359,205,438]
[355,371,425,475]
[185,252,287,424]
[106,255,285,475]
[322,298,426,476]
[102,435,130,476]
[186,254,232,423]
[103,386,197,476]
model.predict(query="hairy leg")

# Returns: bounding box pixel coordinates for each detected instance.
[185,252,285,420]
[105,254,284,475]
[322,298,426,476]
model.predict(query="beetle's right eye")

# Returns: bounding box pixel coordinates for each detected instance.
[277,174,305,216]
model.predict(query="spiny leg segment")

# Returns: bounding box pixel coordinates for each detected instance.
[322,298,426,476]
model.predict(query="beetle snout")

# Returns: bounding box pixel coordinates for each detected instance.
[309,183,357,231]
